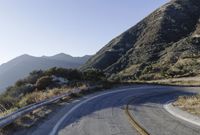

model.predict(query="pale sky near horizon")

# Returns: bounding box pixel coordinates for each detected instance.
[0,0,168,65]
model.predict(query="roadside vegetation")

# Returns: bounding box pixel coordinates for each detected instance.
[173,95,200,116]
[0,67,117,135]
[142,77,200,86]
[0,67,108,117]
[109,56,200,84]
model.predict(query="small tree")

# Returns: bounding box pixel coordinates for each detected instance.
[83,69,106,81]
[27,70,44,84]
[44,67,82,80]
[15,79,27,87]
[36,76,53,90]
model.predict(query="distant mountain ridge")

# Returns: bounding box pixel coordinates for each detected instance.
[82,0,200,80]
[0,53,91,91]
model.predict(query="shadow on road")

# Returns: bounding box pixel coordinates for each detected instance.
[56,86,198,133]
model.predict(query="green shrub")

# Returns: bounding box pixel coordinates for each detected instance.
[83,69,106,81]
[0,95,18,110]
[45,67,82,80]
[15,70,44,86]
[36,76,53,90]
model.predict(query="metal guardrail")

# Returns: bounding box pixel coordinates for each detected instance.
[0,92,72,128]
[0,86,100,129]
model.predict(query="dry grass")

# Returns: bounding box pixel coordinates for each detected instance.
[0,83,112,135]
[148,77,200,86]
[173,95,200,116]
[0,107,18,118]
[126,77,200,86]
[0,87,74,118]
[0,86,83,134]
[17,88,71,108]
[0,84,89,117]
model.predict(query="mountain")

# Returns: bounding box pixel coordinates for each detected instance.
[0,53,91,91]
[50,53,91,64]
[82,0,200,81]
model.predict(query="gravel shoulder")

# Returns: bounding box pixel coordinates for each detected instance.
[164,102,200,127]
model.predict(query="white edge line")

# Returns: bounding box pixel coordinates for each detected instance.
[164,101,200,127]
[49,87,155,135]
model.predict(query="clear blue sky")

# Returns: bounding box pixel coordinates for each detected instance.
[0,0,168,64]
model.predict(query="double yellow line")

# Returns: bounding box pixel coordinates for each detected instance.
[124,100,150,135]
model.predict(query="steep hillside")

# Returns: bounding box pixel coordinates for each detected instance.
[82,0,200,80]
[0,54,91,91]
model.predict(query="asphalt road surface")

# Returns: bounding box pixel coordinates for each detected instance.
[17,85,200,135]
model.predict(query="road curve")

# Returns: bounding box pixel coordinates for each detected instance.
[15,85,200,135]
[129,90,200,135]
[49,86,200,135]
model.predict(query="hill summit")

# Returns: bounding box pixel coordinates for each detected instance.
[82,0,200,80]
[0,53,91,91]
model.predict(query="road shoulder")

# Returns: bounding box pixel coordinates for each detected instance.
[164,101,200,127]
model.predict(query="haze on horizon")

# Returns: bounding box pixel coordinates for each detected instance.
[0,0,168,65]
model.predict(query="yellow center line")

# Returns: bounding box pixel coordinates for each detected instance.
[124,100,150,135]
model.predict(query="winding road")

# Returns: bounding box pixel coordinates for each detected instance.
[17,85,200,135]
